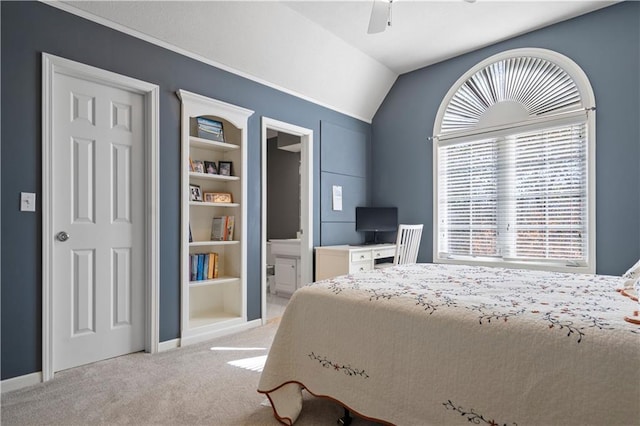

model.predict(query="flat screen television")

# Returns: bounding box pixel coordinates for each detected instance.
[355,206,398,244]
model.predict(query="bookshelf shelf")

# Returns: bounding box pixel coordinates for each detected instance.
[189,136,240,151]
[189,201,240,208]
[189,240,239,247]
[189,276,240,288]
[178,89,253,346]
[189,171,239,182]
[188,312,243,330]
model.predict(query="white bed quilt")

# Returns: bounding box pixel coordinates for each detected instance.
[258,263,640,425]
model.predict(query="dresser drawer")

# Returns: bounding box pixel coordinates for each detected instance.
[350,261,373,274]
[351,251,372,263]
[373,247,395,259]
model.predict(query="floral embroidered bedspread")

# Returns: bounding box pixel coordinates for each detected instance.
[258,263,640,425]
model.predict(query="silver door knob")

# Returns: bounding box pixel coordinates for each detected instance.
[56,231,70,242]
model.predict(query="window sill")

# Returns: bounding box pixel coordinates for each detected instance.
[434,256,594,275]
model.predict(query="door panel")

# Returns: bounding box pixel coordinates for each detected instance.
[52,73,145,372]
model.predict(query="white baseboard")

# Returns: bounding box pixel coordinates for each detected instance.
[179,319,263,347]
[1,371,42,393]
[158,338,181,352]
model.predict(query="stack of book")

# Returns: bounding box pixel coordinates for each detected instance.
[211,216,235,241]
[190,252,219,281]
[196,117,224,142]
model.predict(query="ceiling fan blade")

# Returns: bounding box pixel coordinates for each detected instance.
[367,0,389,34]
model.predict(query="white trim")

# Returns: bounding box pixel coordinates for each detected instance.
[1,372,43,393]
[145,84,161,355]
[436,109,588,145]
[41,0,371,124]
[261,117,314,324]
[41,53,160,381]
[158,338,181,352]
[432,48,596,274]
[179,319,262,347]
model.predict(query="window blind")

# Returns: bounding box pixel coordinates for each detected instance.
[438,138,499,258]
[438,122,588,265]
[509,123,587,262]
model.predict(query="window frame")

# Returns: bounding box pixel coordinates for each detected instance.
[432,48,596,274]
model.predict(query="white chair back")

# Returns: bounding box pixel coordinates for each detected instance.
[394,224,423,265]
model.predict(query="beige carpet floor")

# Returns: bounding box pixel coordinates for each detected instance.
[1,320,379,425]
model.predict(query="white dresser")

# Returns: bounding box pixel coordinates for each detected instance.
[315,244,396,281]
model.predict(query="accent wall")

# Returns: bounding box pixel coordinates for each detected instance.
[371,1,640,276]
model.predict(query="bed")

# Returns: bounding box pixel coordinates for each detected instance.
[257,263,640,425]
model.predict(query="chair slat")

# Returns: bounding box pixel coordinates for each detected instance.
[393,224,424,265]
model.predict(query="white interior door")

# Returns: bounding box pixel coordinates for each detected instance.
[51,72,145,372]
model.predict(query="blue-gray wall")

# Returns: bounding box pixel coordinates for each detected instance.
[371,1,640,275]
[267,137,300,240]
[320,121,371,245]
[0,2,370,380]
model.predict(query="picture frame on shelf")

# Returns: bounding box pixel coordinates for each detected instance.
[218,161,233,176]
[192,160,205,174]
[204,161,218,174]
[196,117,225,142]
[189,184,203,201]
[205,192,233,203]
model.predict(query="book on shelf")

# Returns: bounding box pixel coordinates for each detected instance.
[197,254,205,280]
[207,252,214,279]
[190,252,219,282]
[203,254,209,280]
[196,117,224,142]
[211,215,235,241]
[225,216,235,241]
[190,254,198,281]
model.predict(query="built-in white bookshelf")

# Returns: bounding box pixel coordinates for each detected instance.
[177,89,253,346]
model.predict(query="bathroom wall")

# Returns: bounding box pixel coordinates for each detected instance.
[267,136,301,239]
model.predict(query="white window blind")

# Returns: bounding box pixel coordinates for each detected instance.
[438,139,498,258]
[438,122,588,266]
[509,123,587,263]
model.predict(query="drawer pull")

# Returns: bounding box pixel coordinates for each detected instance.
[360,255,365,259]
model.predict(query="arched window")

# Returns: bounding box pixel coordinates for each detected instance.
[433,48,595,273]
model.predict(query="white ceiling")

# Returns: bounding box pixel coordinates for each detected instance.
[55,0,616,122]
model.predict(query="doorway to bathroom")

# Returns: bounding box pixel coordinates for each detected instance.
[261,117,313,323]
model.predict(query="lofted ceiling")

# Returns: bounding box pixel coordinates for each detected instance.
[55,0,617,122]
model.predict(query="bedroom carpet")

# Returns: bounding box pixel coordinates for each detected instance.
[1,319,379,425]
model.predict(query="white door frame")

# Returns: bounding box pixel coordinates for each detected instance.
[41,53,160,381]
[261,117,313,322]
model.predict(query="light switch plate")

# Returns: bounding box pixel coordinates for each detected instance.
[20,192,36,212]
